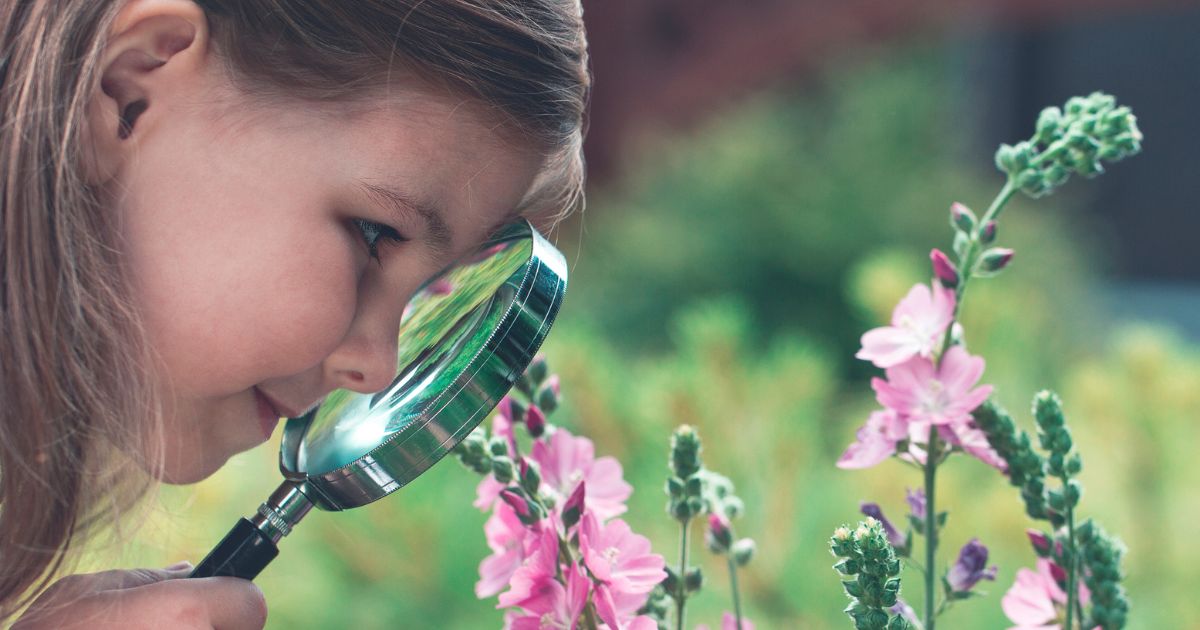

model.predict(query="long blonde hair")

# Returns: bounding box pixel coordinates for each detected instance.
[0,0,588,618]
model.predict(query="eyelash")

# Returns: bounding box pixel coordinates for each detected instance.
[351,218,407,263]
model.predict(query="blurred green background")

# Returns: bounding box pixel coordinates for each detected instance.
[102,37,1200,629]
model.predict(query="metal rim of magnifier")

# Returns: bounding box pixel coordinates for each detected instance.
[279,219,567,511]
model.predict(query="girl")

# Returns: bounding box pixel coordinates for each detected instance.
[0,0,588,627]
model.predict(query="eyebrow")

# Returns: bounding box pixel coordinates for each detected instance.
[357,180,453,255]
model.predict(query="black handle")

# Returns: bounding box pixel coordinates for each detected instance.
[188,518,279,580]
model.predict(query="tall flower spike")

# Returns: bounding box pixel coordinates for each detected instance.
[996,91,1142,198]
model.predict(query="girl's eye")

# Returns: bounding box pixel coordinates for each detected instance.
[351,218,407,263]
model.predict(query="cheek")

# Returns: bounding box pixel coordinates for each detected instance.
[122,199,362,395]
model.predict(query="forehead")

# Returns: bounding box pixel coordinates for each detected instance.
[322,91,547,241]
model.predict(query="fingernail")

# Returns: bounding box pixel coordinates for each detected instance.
[165,560,192,571]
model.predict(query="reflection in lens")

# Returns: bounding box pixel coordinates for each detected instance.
[293,232,534,476]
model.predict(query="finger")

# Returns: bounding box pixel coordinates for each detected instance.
[25,563,192,610]
[117,576,268,630]
[77,562,197,593]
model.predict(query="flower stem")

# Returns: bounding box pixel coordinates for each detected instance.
[1064,500,1078,630]
[727,555,744,630]
[923,427,940,630]
[676,517,691,630]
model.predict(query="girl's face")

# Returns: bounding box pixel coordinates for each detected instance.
[97,26,545,483]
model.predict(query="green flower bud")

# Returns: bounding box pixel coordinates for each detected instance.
[488,436,509,457]
[977,248,1015,274]
[670,425,703,480]
[723,496,745,520]
[979,221,998,245]
[518,458,541,496]
[684,567,703,592]
[950,202,977,233]
[685,475,704,498]
[536,382,559,414]
[666,476,685,499]
[491,456,514,484]
[733,538,756,566]
[662,567,679,596]
[526,355,549,386]
[1036,106,1064,144]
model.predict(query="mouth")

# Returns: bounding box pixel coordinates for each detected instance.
[253,387,285,439]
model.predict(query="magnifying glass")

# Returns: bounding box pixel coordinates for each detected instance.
[188,219,566,580]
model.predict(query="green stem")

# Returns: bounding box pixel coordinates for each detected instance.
[675,517,691,630]
[582,600,601,630]
[1064,502,1078,630]
[923,427,939,630]
[727,555,744,630]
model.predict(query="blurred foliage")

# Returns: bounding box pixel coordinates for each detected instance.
[88,44,1197,629]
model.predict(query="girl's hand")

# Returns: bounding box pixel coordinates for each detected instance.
[11,563,267,629]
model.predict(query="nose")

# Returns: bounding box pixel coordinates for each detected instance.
[322,272,410,395]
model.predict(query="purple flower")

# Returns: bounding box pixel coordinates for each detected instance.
[859,502,906,551]
[905,487,926,521]
[946,538,998,594]
[889,598,920,627]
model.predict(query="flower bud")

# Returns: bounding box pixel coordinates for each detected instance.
[929,249,959,288]
[722,496,745,520]
[1027,529,1052,557]
[665,476,685,499]
[1048,560,1068,586]
[508,397,528,424]
[491,456,515,484]
[562,481,585,529]
[978,247,1015,274]
[980,220,998,245]
[732,538,756,566]
[536,378,560,414]
[662,567,680,596]
[684,567,703,592]
[706,514,733,553]
[524,405,547,438]
[945,538,997,594]
[500,489,534,523]
[488,437,509,458]
[526,355,549,386]
[670,425,703,480]
[518,458,541,495]
[950,202,977,233]
[1036,106,1063,144]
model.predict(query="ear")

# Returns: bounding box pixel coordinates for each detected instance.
[83,0,209,185]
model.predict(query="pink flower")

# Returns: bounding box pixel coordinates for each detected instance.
[837,409,906,469]
[872,347,993,433]
[498,527,561,609]
[856,282,956,368]
[580,512,667,596]
[477,501,536,598]
[507,562,591,630]
[696,612,755,630]
[938,422,1007,471]
[1001,559,1092,630]
[531,428,632,521]
[593,582,658,630]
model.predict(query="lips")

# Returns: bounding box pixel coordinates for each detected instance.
[256,388,297,418]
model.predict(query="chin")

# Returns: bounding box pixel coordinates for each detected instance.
[157,451,233,485]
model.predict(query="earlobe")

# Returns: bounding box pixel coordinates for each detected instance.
[82,0,208,185]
